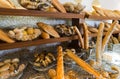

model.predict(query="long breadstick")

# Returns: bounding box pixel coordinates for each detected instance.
[56,46,64,79]
[96,22,104,65]
[74,26,84,49]
[83,23,89,49]
[66,50,101,78]
[102,21,118,52]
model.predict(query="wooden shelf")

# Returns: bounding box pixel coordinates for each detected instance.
[89,30,120,37]
[87,15,120,20]
[0,35,78,50]
[0,8,85,19]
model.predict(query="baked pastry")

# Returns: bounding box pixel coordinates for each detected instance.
[93,6,106,16]
[37,22,60,38]
[0,29,15,43]
[88,27,98,33]
[40,32,50,39]
[51,0,66,13]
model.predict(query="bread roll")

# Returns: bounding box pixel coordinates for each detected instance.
[0,70,10,79]
[41,32,50,39]
[74,26,84,49]
[51,0,66,13]
[0,62,4,67]
[37,22,60,38]
[66,50,101,78]
[0,0,15,8]
[56,46,64,79]
[102,21,118,52]
[0,29,15,43]
[0,64,10,72]
[96,22,104,65]
[83,23,89,49]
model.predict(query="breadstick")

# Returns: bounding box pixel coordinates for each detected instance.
[56,46,64,79]
[83,23,89,49]
[96,22,104,65]
[0,29,15,43]
[51,0,66,13]
[66,50,101,78]
[102,21,118,52]
[74,26,84,49]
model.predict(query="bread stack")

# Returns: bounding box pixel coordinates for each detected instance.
[87,6,120,18]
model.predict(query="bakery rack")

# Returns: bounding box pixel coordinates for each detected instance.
[0,8,120,50]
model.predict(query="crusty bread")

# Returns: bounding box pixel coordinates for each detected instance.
[56,46,64,79]
[51,0,66,13]
[0,64,10,72]
[93,6,106,16]
[37,22,60,38]
[40,32,50,39]
[102,21,118,52]
[66,50,101,78]
[74,26,84,49]
[0,29,15,43]
[96,22,104,65]
[83,23,89,49]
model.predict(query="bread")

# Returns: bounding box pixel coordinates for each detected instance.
[51,0,66,13]
[0,29,15,43]
[0,70,10,79]
[47,7,58,12]
[102,21,118,52]
[74,26,84,49]
[37,22,60,38]
[83,23,89,49]
[88,27,98,33]
[0,0,15,9]
[96,22,104,65]
[93,6,106,16]
[41,32,50,39]
[56,46,64,79]
[66,50,101,78]
[0,64,10,72]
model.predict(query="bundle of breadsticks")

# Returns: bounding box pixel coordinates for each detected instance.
[74,23,89,50]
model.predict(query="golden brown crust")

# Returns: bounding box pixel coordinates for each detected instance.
[0,0,15,9]
[40,32,50,39]
[83,23,89,49]
[0,29,15,43]
[66,50,101,78]
[88,27,98,33]
[102,21,118,52]
[0,64,10,72]
[93,6,106,16]
[51,0,66,13]
[74,26,84,49]
[56,46,64,79]
[37,22,60,38]
[96,22,104,64]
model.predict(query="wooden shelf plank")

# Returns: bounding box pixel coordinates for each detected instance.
[88,15,120,20]
[0,8,85,19]
[0,35,78,50]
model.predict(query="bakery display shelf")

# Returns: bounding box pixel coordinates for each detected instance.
[89,30,120,37]
[0,35,78,50]
[87,15,120,20]
[0,8,85,19]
